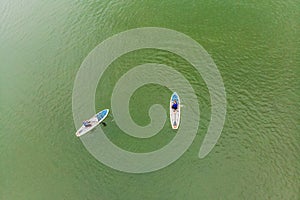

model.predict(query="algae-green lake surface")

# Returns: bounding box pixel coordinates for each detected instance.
[1,1,299,199]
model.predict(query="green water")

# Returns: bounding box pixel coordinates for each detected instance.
[1,0,299,199]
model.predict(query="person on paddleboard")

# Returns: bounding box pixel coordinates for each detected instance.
[83,120,92,127]
[172,100,178,111]
[83,120,107,128]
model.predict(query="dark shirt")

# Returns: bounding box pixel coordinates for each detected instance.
[172,103,178,110]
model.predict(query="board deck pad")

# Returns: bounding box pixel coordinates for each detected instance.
[75,109,109,137]
[170,92,180,129]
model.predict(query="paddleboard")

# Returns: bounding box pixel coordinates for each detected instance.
[170,92,180,129]
[75,109,109,137]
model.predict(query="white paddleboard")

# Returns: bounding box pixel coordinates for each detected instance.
[75,109,109,137]
[170,92,180,129]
